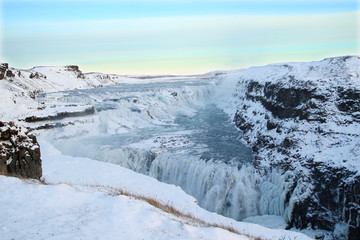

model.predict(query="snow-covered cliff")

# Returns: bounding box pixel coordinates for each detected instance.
[215,56,360,239]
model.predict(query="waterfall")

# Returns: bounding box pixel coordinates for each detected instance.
[149,152,259,220]
[36,79,289,222]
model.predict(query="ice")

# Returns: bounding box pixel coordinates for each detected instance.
[33,78,295,226]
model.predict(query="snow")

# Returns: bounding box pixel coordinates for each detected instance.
[0,139,311,240]
[0,177,245,240]
[214,56,360,174]
[2,58,357,239]
[0,64,213,121]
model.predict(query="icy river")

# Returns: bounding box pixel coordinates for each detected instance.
[34,77,288,222]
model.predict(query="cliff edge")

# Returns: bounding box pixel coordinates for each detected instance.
[216,56,360,239]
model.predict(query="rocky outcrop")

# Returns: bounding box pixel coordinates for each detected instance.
[65,65,85,79]
[219,56,360,239]
[0,63,7,80]
[0,121,42,179]
[29,72,47,80]
[0,63,15,80]
[24,106,95,122]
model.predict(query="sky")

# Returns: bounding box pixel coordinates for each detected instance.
[1,0,359,75]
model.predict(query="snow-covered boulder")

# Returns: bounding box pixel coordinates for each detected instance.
[216,56,360,239]
[0,121,42,179]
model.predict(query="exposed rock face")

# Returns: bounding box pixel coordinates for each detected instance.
[0,121,42,179]
[219,56,360,239]
[0,63,17,80]
[0,63,9,80]
[65,65,85,79]
[29,72,47,80]
[24,106,95,122]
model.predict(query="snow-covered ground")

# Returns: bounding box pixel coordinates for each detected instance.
[0,139,310,240]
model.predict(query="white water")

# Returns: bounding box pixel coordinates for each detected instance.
[34,79,290,221]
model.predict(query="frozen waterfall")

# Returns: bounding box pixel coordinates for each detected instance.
[34,78,290,222]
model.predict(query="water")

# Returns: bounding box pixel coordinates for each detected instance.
[175,104,252,164]
[36,79,289,221]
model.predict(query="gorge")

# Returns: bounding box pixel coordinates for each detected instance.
[1,56,359,240]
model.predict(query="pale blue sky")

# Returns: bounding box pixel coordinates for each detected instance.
[1,0,359,74]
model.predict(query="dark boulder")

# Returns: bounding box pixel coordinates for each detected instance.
[0,63,15,79]
[5,70,15,78]
[29,72,47,79]
[65,65,80,72]
[0,121,42,179]
[0,63,9,80]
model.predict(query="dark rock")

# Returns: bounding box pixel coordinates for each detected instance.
[245,81,328,122]
[5,70,15,78]
[233,111,253,133]
[1,63,9,69]
[282,138,293,148]
[65,65,84,79]
[230,58,360,239]
[337,88,360,114]
[25,106,95,122]
[266,120,277,130]
[285,165,360,240]
[247,80,263,93]
[65,65,80,72]
[0,63,9,80]
[0,121,42,179]
[0,63,15,79]
[29,72,46,79]
[263,84,313,108]
[29,89,43,99]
